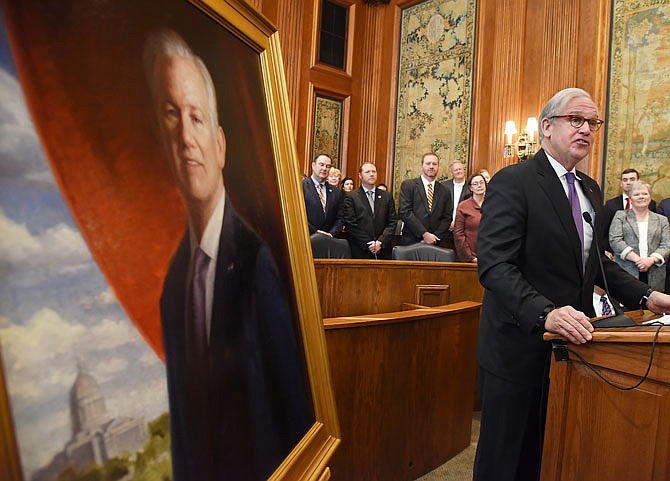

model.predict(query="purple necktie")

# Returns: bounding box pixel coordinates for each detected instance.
[566,172,584,261]
[600,296,612,316]
[188,247,211,367]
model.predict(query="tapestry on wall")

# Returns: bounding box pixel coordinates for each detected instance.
[606,0,670,202]
[312,95,343,168]
[393,0,476,191]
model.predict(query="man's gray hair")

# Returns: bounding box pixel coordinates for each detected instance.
[538,88,595,143]
[143,28,219,132]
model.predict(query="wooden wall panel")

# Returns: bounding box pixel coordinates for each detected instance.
[255,0,615,188]
[313,259,483,318]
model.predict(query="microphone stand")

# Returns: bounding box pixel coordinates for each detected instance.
[583,212,636,328]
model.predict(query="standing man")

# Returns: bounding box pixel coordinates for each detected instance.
[398,152,453,246]
[442,160,471,232]
[302,153,345,237]
[474,88,670,481]
[144,28,311,481]
[344,162,397,259]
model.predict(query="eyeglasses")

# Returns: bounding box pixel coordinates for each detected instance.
[470,181,486,187]
[550,115,604,131]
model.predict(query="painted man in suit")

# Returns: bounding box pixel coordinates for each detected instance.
[398,152,453,246]
[474,88,670,481]
[343,162,397,259]
[441,160,471,231]
[302,153,345,237]
[144,28,311,481]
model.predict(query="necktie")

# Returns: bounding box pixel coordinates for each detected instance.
[317,183,326,212]
[625,197,630,210]
[427,183,434,212]
[566,172,584,260]
[188,247,211,366]
[600,295,612,316]
[367,190,375,213]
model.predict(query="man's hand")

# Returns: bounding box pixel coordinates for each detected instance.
[316,230,333,237]
[422,232,440,244]
[544,306,593,344]
[367,240,382,254]
[646,290,670,314]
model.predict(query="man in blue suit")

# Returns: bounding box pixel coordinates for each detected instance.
[302,153,345,238]
[144,28,311,481]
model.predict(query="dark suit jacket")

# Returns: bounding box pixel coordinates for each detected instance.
[659,198,670,293]
[343,186,397,259]
[302,177,345,237]
[398,177,453,245]
[442,178,471,204]
[477,150,649,387]
[160,198,312,481]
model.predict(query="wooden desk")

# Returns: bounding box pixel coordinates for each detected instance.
[325,301,481,481]
[541,322,670,481]
[314,259,483,318]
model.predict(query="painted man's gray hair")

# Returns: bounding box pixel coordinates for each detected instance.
[143,28,219,132]
[538,88,595,144]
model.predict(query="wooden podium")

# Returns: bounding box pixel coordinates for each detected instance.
[541,313,670,481]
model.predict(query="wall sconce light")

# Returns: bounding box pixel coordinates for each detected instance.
[504,117,538,161]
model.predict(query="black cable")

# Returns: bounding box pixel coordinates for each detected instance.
[562,325,664,391]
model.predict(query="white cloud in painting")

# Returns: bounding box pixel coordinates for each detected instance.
[80,287,118,309]
[89,317,141,351]
[0,207,91,274]
[0,308,86,399]
[0,67,54,189]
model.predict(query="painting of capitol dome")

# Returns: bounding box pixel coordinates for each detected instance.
[32,365,149,481]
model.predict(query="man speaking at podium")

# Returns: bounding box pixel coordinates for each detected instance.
[474,88,670,481]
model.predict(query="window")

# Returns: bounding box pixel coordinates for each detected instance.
[318,0,347,70]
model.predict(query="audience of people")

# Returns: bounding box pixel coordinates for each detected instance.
[453,173,487,263]
[398,152,452,248]
[609,180,670,291]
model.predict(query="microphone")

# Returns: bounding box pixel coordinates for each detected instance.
[582,212,636,328]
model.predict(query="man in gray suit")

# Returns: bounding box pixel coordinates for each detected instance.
[398,152,453,246]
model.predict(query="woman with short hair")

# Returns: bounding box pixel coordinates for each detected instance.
[609,180,670,291]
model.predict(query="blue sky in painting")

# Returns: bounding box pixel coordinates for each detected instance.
[0,13,168,478]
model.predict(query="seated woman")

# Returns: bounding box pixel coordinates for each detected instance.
[328,167,342,187]
[609,180,670,291]
[454,173,486,263]
[340,176,355,193]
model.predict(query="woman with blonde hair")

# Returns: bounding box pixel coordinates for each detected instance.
[609,180,670,291]
[327,167,342,187]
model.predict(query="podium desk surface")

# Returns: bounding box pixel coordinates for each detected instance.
[544,310,670,343]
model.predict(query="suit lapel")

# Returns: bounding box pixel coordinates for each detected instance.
[416,178,429,211]
[534,151,584,275]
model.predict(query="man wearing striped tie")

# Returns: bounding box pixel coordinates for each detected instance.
[398,152,453,247]
[301,153,345,238]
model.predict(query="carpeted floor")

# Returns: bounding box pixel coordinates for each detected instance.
[415,412,480,481]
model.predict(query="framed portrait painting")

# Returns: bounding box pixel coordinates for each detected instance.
[0,0,339,480]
